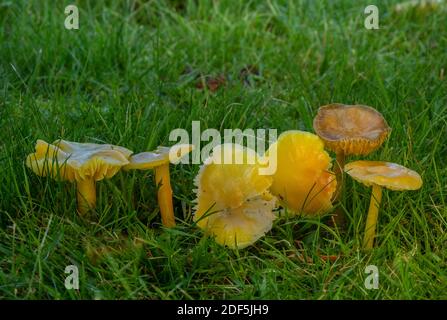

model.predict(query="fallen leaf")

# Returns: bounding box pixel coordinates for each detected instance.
[319,255,339,263]
[195,74,226,92]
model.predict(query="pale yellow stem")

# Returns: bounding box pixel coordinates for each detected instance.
[334,151,345,201]
[76,178,96,216]
[155,163,175,227]
[331,151,346,227]
[363,184,383,249]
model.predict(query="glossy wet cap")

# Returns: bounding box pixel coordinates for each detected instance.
[344,160,422,191]
[313,104,391,155]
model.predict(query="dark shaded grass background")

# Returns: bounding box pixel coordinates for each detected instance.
[0,0,446,299]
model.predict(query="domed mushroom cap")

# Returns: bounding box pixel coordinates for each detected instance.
[266,130,337,215]
[313,104,391,155]
[344,161,422,191]
[26,139,133,182]
[194,144,276,249]
[124,144,193,170]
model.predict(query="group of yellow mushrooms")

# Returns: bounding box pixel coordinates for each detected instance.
[26,104,422,250]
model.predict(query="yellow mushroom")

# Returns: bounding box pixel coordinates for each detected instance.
[26,139,133,216]
[344,161,422,249]
[124,144,193,228]
[265,130,337,216]
[194,144,277,249]
[313,104,391,223]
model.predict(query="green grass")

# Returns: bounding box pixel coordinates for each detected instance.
[1,0,446,299]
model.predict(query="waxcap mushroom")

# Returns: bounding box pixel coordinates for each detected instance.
[124,144,193,170]
[313,104,391,225]
[345,160,422,249]
[313,104,391,156]
[124,144,193,228]
[265,130,337,216]
[345,161,423,191]
[194,143,277,249]
[26,139,133,215]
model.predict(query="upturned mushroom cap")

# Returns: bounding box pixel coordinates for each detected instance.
[194,144,276,249]
[26,139,133,182]
[313,104,391,155]
[344,161,422,191]
[266,130,337,215]
[124,144,193,170]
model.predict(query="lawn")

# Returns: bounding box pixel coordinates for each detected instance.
[0,0,446,299]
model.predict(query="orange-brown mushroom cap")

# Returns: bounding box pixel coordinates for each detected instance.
[313,104,391,156]
[344,161,422,191]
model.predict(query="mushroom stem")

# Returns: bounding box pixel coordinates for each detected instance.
[76,178,96,215]
[363,184,382,249]
[334,151,345,200]
[330,152,346,227]
[155,163,176,227]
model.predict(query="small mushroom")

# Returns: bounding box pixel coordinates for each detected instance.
[266,130,337,216]
[344,160,422,249]
[26,139,133,216]
[313,104,391,223]
[194,144,277,249]
[124,144,193,228]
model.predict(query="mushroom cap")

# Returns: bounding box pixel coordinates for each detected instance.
[194,144,276,249]
[26,139,133,182]
[195,144,273,210]
[195,192,276,249]
[124,144,193,170]
[266,130,337,215]
[344,161,423,191]
[313,104,391,155]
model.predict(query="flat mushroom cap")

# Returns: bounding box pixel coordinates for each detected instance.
[124,144,193,170]
[26,139,133,182]
[194,144,276,249]
[313,104,391,156]
[344,161,422,191]
[266,130,337,215]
